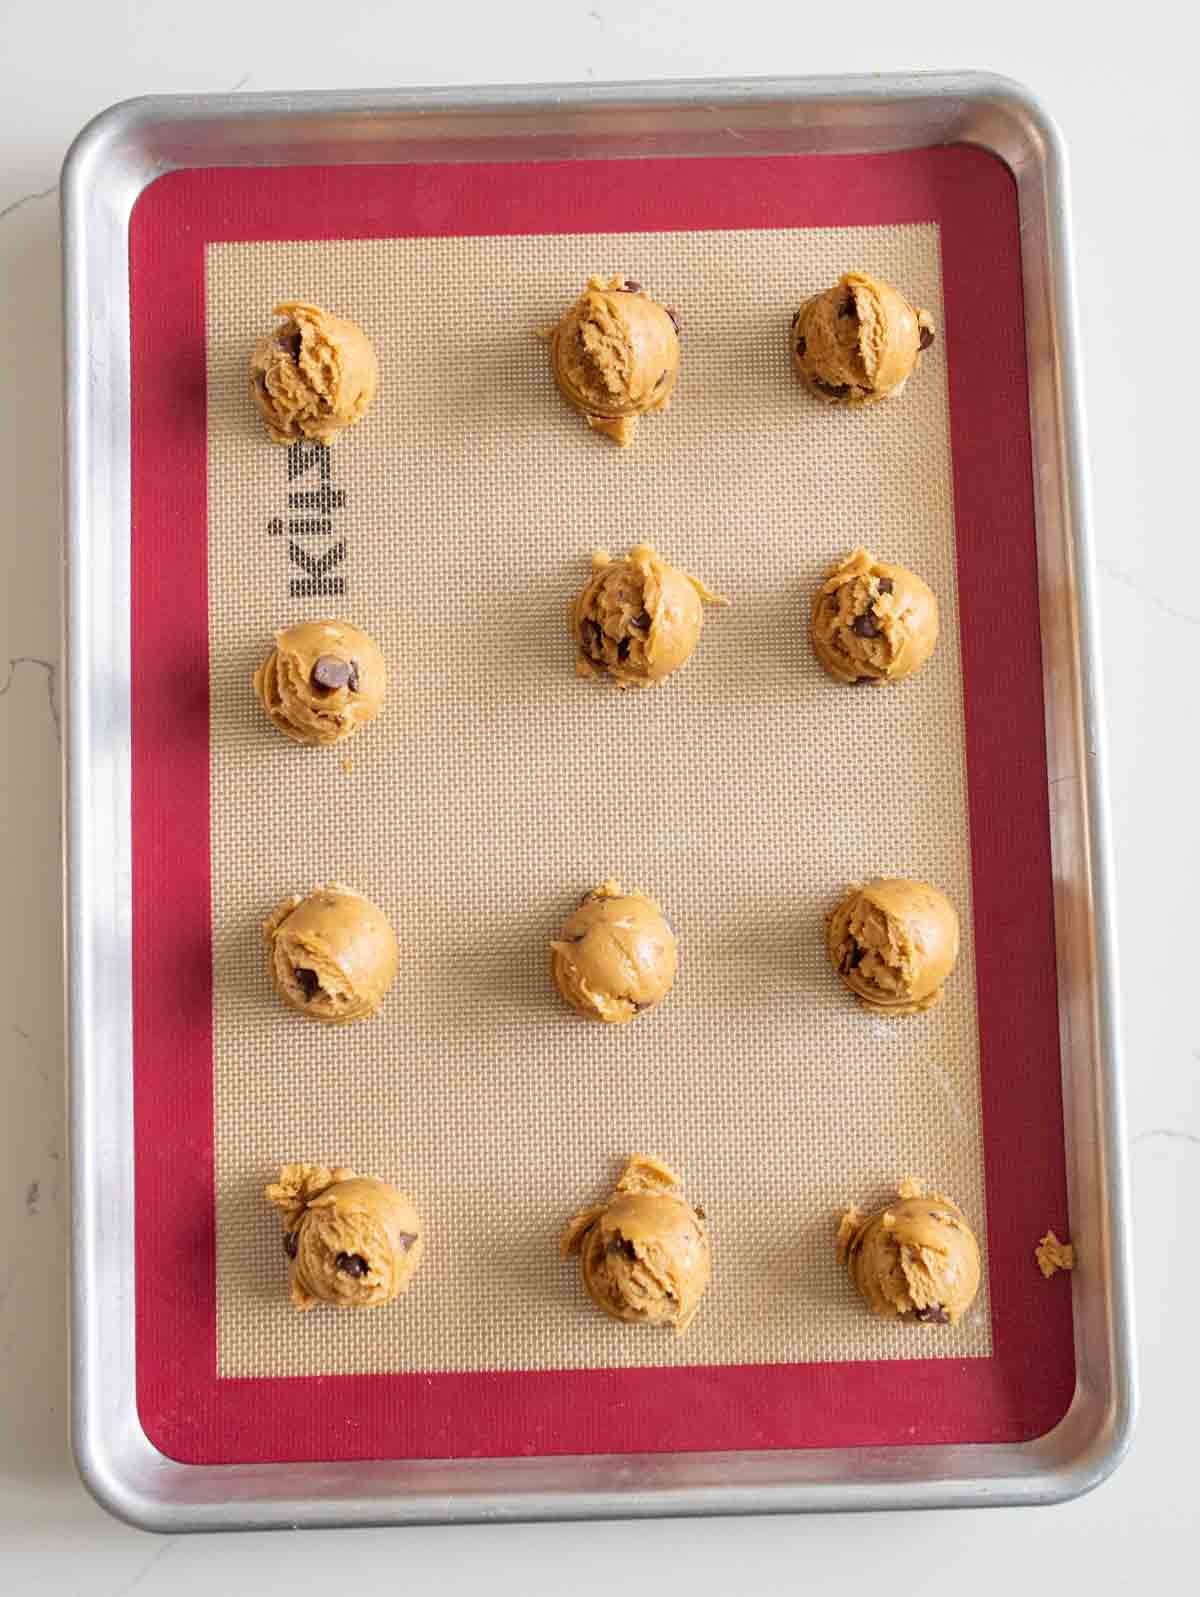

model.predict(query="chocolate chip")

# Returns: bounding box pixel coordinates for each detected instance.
[608,1237,638,1260]
[335,1252,368,1278]
[655,369,669,388]
[840,942,866,974]
[665,306,681,334]
[256,373,268,393]
[919,325,935,350]
[312,654,353,692]
[877,577,894,594]
[838,296,857,319]
[852,611,880,638]
[630,609,651,632]
[283,1231,298,1259]
[791,308,802,328]
[581,618,603,656]
[280,328,303,362]
[395,1232,418,1252]
[623,278,641,293]
[813,378,850,398]
[294,967,321,1002]
[914,1304,949,1323]
[618,637,631,661]
[851,675,874,686]
[795,336,807,356]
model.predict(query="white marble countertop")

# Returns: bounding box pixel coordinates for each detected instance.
[2,1,1194,1588]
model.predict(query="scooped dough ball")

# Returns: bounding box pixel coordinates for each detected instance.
[253,619,387,745]
[570,543,727,689]
[263,884,398,1024]
[550,878,678,1024]
[250,300,378,444]
[810,548,939,686]
[791,270,934,405]
[265,1162,424,1311]
[560,1154,710,1335]
[548,274,680,446]
[835,1176,981,1324]
[827,878,959,1016]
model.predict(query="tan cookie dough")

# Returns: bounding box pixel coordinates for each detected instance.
[810,548,939,686]
[570,543,727,688]
[827,878,960,1016]
[263,884,398,1024]
[1035,1230,1076,1278]
[253,619,387,745]
[560,1154,710,1335]
[791,270,935,405]
[550,878,678,1024]
[265,1162,424,1310]
[250,300,378,444]
[547,274,680,446]
[836,1176,981,1325]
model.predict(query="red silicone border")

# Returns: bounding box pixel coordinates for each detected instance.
[129,148,1073,1466]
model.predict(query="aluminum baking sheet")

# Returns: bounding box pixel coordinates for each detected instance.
[63,72,1136,1530]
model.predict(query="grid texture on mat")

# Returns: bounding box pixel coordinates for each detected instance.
[207,224,991,1379]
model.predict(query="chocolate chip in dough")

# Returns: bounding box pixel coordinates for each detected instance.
[280,328,303,363]
[608,1236,638,1260]
[813,378,850,398]
[877,577,894,594]
[852,611,881,639]
[581,618,604,657]
[618,637,632,662]
[283,1231,298,1259]
[914,1304,949,1323]
[790,308,802,328]
[623,278,642,294]
[838,296,857,319]
[294,967,321,1002]
[629,609,651,632]
[795,335,807,356]
[312,654,353,692]
[919,325,935,350]
[335,1252,369,1278]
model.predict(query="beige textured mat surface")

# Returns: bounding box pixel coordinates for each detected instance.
[206,224,990,1379]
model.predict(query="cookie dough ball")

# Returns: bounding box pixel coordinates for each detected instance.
[263,884,398,1024]
[810,548,939,686]
[550,878,678,1024]
[827,878,959,1016]
[265,1162,424,1310]
[835,1176,981,1324]
[548,274,680,446]
[250,300,378,444]
[253,619,387,745]
[791,271,934,405]
[560,1154,710,1335]
[571,543,727,688]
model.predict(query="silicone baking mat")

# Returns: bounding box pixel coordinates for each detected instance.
[129,148,1073,1465]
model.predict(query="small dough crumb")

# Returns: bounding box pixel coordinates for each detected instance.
[570,543,727,688]
[253,619,386,746]
[791,270,934,405]
[546,274,680,446]
[836,1176,981,1324]
[810,548,939,686]
[263,884,398,1024]
[550,878,677,1024]
[1035,1230,1075,1278]
[826,878,960,1015]
[560,1153,711,1335]
[265,1162,424,1310]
